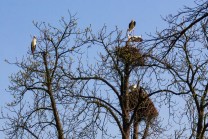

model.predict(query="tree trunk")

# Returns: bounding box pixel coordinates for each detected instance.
[49,90,64,139]
[142,121,150,139]
[122,125,130,139]
[43,53,64,139]
[122,109,130,139]
[196,109,204,139]
[133,120,139,139]
[122,63,131,139]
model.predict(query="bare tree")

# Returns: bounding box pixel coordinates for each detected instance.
[149,0,208,138]
[60,25,164,139]
[2,1,207,139]
[1,14,96,139]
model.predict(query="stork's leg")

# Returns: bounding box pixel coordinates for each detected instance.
[132,29,135,36]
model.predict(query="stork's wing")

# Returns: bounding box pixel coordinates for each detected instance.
[129,22,131,29]
[31,41,33,50]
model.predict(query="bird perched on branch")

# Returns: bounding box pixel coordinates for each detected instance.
[128,20,136,34]
[31,36,36,56]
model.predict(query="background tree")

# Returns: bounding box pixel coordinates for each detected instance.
[1,14,96,139]
[149,1,208,138]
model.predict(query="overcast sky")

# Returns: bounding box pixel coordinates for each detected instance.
[0,1,197,138]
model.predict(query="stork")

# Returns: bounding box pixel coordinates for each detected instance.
[128,35,143,42]
[31,36,36,56]
[128,20,136,35]
[129,84,137,91]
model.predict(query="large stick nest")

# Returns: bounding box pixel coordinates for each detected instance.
[115,46,147,67]
[129,88,158,122]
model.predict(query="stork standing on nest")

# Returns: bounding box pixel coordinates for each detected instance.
[129,35,143,42]
[128,20,136,36]
[129,84,137,91]
[31,36,36,56]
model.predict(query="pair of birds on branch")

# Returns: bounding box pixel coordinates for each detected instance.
[30,20,140,55]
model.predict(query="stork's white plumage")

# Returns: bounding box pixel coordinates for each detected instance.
[31,36,36,56]
[129,84,137,91]
[128,20,136,33]
[129,35,143,42]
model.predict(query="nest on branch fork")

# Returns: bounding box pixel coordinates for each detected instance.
[128,88,158,123]
[115,46,147,67]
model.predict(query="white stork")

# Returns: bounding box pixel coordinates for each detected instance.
[31,36,36,56]
[129,35,143,42]
[129,84,137,91]
[128,20,136,34]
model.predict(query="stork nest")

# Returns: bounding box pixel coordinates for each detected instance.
[128,89,158,122]
[115,46,146,67]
